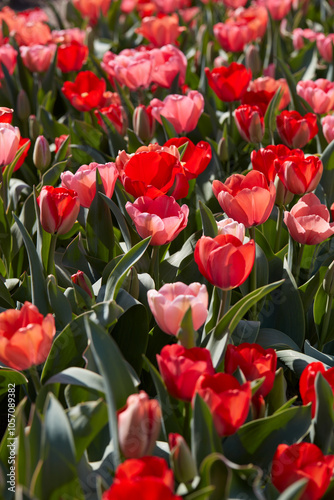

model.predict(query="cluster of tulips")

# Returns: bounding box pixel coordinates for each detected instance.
[1,0,334,499]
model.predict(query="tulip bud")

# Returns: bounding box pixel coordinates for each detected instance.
[169,433,197,484]
[274,177,294,207]
[245,45,261,77]
[71,270,93,299]
[33,135,51,172]
[206,41,215,67]
[323,261,334,296]
[217,137,228,162]
[17,89,31,121]
[118,391,161,459]
[133,105,155,143]
[29,115,41,141]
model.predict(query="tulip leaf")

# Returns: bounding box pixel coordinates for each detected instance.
[104,236,151,301]
[312,373,334,454]
[70,144,107,164]
[321,140,334,205]
[12,214,49,315]
[256,328,301,351]
[263,86,283,143]
[266,368,287,415]
[276,350,331,377]
[0,369,28,396]
[0,278,14,308]
[99,193,132,251]
[199,201,218,238]
[160,115,177,140]
[185,487,216,500]
[224,405,312,469]
[96,112,127,157]
[127,128,145,153]
[40,107,70,138]
[314,281,334,346]
[45,367,105,393]
[276,479,308,500]
[41,159,68,187]
[72,119,103,150]
[191,393,223,469]
[304,340,334,367]
[231,320,260,346]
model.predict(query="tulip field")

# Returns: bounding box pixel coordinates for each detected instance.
[1,0,334,498]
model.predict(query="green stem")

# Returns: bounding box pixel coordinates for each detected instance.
[293,243,305,285]
[183,401,191,446]
[249,227,257,320]
[149,246,160,288]
[47,233,57,277]
[228,102,234,140]
[320,294,333,351]
[274,205,284,253]
[29,365,41,395]
[216,288,228,326]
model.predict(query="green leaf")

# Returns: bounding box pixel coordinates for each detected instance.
[257,328,301,351]
[47,275,73,330]
[263,86,283,144]
[41,48,58,93]
[39,107,69,138]
[72,119,103,150]
[104,237,151,301]
[304,340,334,367]
[276,479,308,500]
[160,115,177,140]
[312,373,334,454]
[42,159,68,187]
[12,214,49,315]
[321,140,334,205]
[266,368,287,415]
[0,369,28,396]
[224,405,312,468]
[45,367,106,393]
[99,193,132,251]
[0,278,14,308]
[199,201,218,238]
[127,128,144,153]
[314,283,334,345]
[276,350,331,377]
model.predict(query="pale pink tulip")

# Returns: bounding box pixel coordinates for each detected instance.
[292,28,319,50]
[150,91,204,134]
[118,391,161,459]
[136,14,186,47]
[102,49,153,90]
[125,195,188,246]
[316,34,334,63]
[0,123,20,168]
[20,44,56,73]
[322,115,334,143]
[61,162,118,208]
[284,193,334,245]
[297,79,334,114]
[217,218,246,242]
[147,282,209,336]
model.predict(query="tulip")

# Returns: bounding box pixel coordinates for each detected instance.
[299,362,334,418]
[194,234,255,290]
[292,28,318,50]
[245,45,262,77]
[276,110,318,148]
[61,162,118,208]
[37,186,80,235]
[156,344,215,401]
[73,0,111,23]
[0,123,21,168]
[0,302,56,371]
[193,373,252,436]
[222,0,247,6]
[14,22,52,46]
[20,44,56,73]
[101,50,153,90]
[297,79,334,115]
[103,478,181,500]
[247,76,291,110]
[150,44,187,88]
[217,218,245,242]
[274,154,323,195]
[126,196,189,246]
[55,134,71,155]
[62,71,106,112]
[95,104,128,136]
[251,144,304,183]
[169,434,197,484]
[0,107,14,124]
[148,282,208,335]
[133,105,155,142]
[150,91,204,135]
[33,135,51,172]
[71,270,93,298]
[113,456,174,491]
[317,33,334,63]
[271,443,334,500]
[322,114,334,143]
[234,104,264,143]
[241,89,275,116]
[57,41,88,73]
[258,0,292,20]
[0,44,17,80]
[284,193,334,245]
[164,137,212,180]
[225,343,277,397]
[118,391,161,458]
[212,170,276,228]
[136,14,186,47]
[205,63,252,102]
[51,28,86,45]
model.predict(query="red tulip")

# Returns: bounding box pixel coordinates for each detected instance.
[126,196,189,246]
[212,170,276,228]
[225,343,277,397]
[157,344,215,401]
[284,193,334,245]
[205,63,252,102]
[37,186,80,235]
[55,134,70,154]
[193,373,251,436]
[164,137,212,180]
[62,71,106,112]
[234,104,264,143]
[102,478,181,500]
[15,137,31,171]
[194,234,255,290]
[0,107,14,123]
[276,110,318,148]
[251,144,304,183]
[300,362,334,418]
[258,0,292,20]
[271,442,334,500]
[95,104,128,136]
[0,44,17,80]
[113,456,174,491]
[0,302,56,371]
[57,41,88,73]
[247,76,291,110]
[274,154,323,195]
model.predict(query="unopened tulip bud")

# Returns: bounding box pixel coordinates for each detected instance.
[217,137,228,162]
[245,45,261,77]
[17,89,31,121]
[33,135,51,172]
[71,270,93,299]
[133,105,155,142]
[29,115,41,141]
[169,433,197,484]
[206,41,215,67]
[274,177,294,207]
[118,391,161,459]
[323,261,334,296]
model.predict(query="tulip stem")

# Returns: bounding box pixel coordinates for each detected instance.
[216,288,229,326]
[228,102,234,140]
[183,402,191,445]
[319,294,333,351]
[249,227,257,320]
[150,246,160,288]
[47,233,57,277]
[293,243,305,285]
[274,205,284,253]
[29,365,42,395]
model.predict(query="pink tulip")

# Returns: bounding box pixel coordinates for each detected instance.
[101,50,153,90]
[150,45,187,88]
[147,282,209,336]
[153,0,190,13]
[322,115,334,143]
[125,195,189,246]
[118,391,161,459]
[317,34,334,63]
[150,91,204,134]
[255,0,292,20]
[136,14,186,47]
[284,193,334,245]
[217,218,245,242]
[61,162,119,208]
[297,79,334,115]
[0,123,20,168]
[51,28,86,45]
[20,44,56,73]
[73,0,111,23]
[292,28,319,50]
[0,44,17,80]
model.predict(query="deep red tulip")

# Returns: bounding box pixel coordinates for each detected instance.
[37,186,80,235]
[62,70,106,112]
[164,137,212,179]
[271,442,334,500]
[157,344,215,401]
[212,170,276,228]
[205,63,252,102]
[113,456,174,491]
[300,362,334,418]
[225,343,277,397]
[274,154,323,195]
[95,103,128,136]
[193,373,251,436]
[15,137,31,171]
[194,234,255,290]
[251,144,304,183]
[57,41,88,73]
[234,104,264,143]
[102,478,181,500]
[276,110,318,148]
[0,107,14,123]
